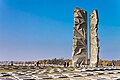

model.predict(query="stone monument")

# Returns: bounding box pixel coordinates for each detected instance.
[90,10,99,67]
[72,8,88,67]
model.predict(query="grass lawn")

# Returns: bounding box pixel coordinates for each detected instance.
[0,69,16,73]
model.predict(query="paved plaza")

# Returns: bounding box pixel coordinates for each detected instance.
[0,65,120,80]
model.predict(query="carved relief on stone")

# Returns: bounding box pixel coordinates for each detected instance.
[72,8,88,67]
[90,10,99,67]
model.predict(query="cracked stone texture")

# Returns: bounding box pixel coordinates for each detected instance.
[90,10,99,67]
[72,8,88,67]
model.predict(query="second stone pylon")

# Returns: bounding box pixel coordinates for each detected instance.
[90,10,99,67]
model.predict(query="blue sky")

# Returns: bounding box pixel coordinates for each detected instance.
[0,0,120,61]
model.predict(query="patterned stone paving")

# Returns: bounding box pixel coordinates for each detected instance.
[0,66,120,80]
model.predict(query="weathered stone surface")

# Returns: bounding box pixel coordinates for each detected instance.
[72,8,88,67]
[90,10,99,67]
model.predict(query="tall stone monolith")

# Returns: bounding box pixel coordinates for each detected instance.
[72,8,88,67]
[90,10,99,67]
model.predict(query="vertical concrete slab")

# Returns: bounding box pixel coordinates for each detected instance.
[72,8,88,67]
[90,10,99,67]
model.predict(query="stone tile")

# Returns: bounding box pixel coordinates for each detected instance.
[81,68,86,72]
[48,74,68,79]
[49,69,58,73]
[0,77,16,80]
[109,74,120,78]
[96,67,103,70]
[70,77,86,80]
[98,75,111,79]
[104,71,114,74]
[85,76,103,80]
[94,71,104,75]
[74,68,82,72]
[14,75,35,80]
[17,72,26,75]
[86,68,96,71]
[39,69,48,74]
[80,72,94,76]
[57,68,64,72]
[63,73,81,77]
[0,73,11,77]
[33,75,52,79]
